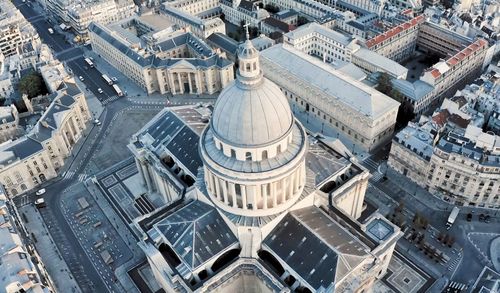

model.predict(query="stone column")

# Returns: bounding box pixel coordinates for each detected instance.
[142,162,153,192]
[272,182,277,207]
[241,185,247,209]
[135,158,146,184]
[252,186,258,210]
[214,176,222,201]
[229,183,237,208]
[188,72,193,94]
[288,172,295,199]
[280,178,286,204]
[262,184,268,209]
[222,179,229,205]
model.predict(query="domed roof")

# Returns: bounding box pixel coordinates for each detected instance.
[210,28,294,147]
[211,78,293,146]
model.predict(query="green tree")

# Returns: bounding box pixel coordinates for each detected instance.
[297,16,309,26]
[17,71,47,99]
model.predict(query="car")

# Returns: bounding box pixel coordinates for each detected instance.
[35,198,46,208]
[94,119,101,126]
[97,88,103,94]
[35,188,46,196]
[48,28,54,34]
[79,76,84,81]
[111,77,118,82]
[466,213,472,222]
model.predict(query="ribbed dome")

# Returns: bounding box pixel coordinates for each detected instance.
[211,78,293,147]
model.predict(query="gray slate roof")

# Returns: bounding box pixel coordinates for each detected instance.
[263,206,369,291]
[154,200,238,269]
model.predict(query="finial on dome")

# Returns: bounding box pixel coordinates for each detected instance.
[244,22,250,41]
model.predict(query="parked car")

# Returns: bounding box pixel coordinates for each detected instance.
[35,198,46,208]
[35,188,46,196]
[111,77,118,82]
[94,119,101,126]
[97,88,103,94]
[79,76,84,81]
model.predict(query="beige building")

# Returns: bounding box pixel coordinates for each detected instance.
[260,44,400,152]
[284,23,408,79]
[389,122,500,209]
[160,3,226,38]
[166,0,221,18]
[220,0,270,27]
[66,0,136,38]
[365,15,425,63]
[0,0,41,57]
[0,105,19,143]
[0,188,53,292]
[0,82,90,196]
[47,0,136,38]
[130,38,401,293]
[89,22,234,95]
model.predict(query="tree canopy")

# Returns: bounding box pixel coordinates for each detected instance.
[17,71,47,99]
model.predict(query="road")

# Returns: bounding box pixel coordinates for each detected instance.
[360,153,500,288]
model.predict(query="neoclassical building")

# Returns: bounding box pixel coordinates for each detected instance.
[89,22,234,95]
[129,34,401,293]
[260,45,400,153]
[0,82,90,196]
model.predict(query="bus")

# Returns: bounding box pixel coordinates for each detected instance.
[113,84,124,97]
[102,74,113,85]
[84,57,94,68]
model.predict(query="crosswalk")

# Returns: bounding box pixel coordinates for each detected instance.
[63,171,88,182]
[371,172,384,182]
[362,157,379,171]
[102,95,120,105]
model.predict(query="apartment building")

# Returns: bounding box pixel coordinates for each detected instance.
[161,3,226,38]
[284,23,408,78]
[66,0,136,38]
[0,83,90,196]
[220,0,270,27]
[365,14,425,63]
[0,0,40,57]
[0,105,19,143]
[89,21,233,95]
[166,0,221,18]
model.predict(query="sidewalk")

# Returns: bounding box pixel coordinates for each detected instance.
[84,180,146,293]
[20,205,81,293]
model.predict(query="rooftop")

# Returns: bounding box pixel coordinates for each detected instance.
[365,15,425,48]
[261,45,400,120]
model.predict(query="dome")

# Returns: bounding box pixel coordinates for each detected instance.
[211,79,293,147]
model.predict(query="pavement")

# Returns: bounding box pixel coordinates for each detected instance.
[20,204,83,293]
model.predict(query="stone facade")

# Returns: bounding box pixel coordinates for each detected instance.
[89,23,234,95]
[0,83,90,196]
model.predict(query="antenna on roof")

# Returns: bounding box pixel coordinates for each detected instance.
[243,22,250,40]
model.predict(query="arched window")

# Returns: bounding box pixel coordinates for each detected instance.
[262,150,268,160]
[230,149,236,158]
[245,152,252,161]
[245,63,251,71]
[253,62,257,70]
[277,144,281,154]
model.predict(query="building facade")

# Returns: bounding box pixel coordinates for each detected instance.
[89,22,234,95]
[47,0,136,39]
[220,0,270,27]
[389,117,500,208]
[0,188,53,292]
[0,83,90,196]
[260,45,400,152]
[0,105,19,143]
[0,0,40,57]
